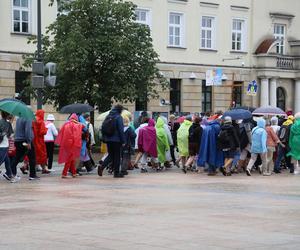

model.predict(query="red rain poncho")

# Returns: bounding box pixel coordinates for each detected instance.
[33,109,48,165]
[138,119,157,158]
[55,114,83,164]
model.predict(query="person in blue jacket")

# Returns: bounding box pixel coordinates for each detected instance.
[246,118,267,176]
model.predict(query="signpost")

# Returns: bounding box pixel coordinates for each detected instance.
[247,80,258,96]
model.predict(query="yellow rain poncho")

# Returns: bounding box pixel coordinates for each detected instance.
[156,117,170,163]
[177,119,192,157]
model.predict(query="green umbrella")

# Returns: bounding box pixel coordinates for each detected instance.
[0,99,35,120]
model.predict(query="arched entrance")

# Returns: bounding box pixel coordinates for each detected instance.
[276,87,286,111]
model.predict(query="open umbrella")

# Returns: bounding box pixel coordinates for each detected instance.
[0,98,35,120]
[223,109,252,120]
[252,106,287,117]
[98,109,131,121]
[232,106,255,113]
[60,103,94,114]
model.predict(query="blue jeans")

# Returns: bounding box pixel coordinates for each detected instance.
[0,148,12,177]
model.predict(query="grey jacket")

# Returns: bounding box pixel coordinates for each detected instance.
[14,118,34,143]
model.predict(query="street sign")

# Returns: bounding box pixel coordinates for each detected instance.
[247,80,258,96]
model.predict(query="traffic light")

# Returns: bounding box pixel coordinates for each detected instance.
[31,61,56,88]
[45,62,57,87]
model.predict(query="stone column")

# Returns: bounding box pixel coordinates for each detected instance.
[260,78,269,107]
[269,78,277,107]
[295,79,300,113]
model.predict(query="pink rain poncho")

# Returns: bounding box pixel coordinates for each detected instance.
[138,119,158,158]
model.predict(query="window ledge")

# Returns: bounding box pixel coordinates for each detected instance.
[11,32,33,37]
[167,46,187,50]
[199,48,218,52]
[168,0,188,5]
[230,50,248,54]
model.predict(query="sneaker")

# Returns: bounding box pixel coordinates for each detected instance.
[114,173,124,178]
[219,167,226,176]
[2,173,11,181]
[42,169,51,174]
[246,169,251,176]
[10,178,17,183]
[29,176,40,180]
[182,167,187,174]
[258,165,263,174]
[14,175,21,181]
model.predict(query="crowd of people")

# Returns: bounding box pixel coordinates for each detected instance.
[0,104,300,182]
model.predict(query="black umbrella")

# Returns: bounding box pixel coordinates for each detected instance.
[60,103,94,114]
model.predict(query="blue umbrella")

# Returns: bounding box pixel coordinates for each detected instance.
[223,109,252,120]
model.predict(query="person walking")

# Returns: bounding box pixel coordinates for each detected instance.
[217,116,240,176]
[274,115,294,173]
[197,119,224,176]
[121,116,136,175]
[33,110,50,174]
[156,117,170,169]
[287,113,300,170]
[83,113,96,167]
[137,118,158,172]
[0,111,16,182]
[101,105,125,178]
[168,114,180,166]
[11,117,39,180]
[56,114,83,178]
[183,116,203,173]
[265,120,284,176]
[44,114,58,170]
[176,116,193,169]
[245,118,267,176]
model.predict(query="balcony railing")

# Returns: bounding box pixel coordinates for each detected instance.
[276,57,294,69]
[255,54,299,70]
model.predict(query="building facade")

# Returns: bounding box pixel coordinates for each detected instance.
[129,0,300,114]
[1,0,300,121]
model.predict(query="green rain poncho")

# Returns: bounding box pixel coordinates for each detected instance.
[287,119,300,160]
[156,117,170,163]
[177,119,192,157]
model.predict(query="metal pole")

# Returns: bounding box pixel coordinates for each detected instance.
[37,0,43,109]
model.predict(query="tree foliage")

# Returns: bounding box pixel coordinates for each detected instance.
[24,0,167,111]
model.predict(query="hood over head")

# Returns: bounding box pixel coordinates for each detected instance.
[257,118,266,128]
[35,109,45,121]
[148,118,155,127]
[69,113,78,121]
[156,117,165,128]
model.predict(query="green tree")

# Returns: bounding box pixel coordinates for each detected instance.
[24,0,167,111]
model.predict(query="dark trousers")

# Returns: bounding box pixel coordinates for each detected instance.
[45,141,54,169]
[107,142,121,175]
[0,148,12,177]
[170,145,176,164]
[11,141,36,178]
[274,145,294,172]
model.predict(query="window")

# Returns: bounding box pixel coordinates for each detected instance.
[169,12,184,47]
[170,79,181,113]
[232,82,242,107]
[135,93,148,111]
[232,19,245,51]
[15,71,31,105]
[274,24,285,54]
[201,16,215,49]
[277,87,286,111]
[135,8,151,26]
[12,0,30,33]
[202,80,212,112]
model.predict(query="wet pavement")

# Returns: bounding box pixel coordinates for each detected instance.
[0,164,300,250]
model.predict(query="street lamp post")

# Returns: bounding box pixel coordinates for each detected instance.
[36,0,43,109]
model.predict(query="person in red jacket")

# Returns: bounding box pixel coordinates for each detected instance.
[55,114,83,178]
[33,109,50,174]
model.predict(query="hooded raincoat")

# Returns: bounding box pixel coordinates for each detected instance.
[138,119,157,158]
[55,114,83,164]
[197,120,224,168]
[33,109,48,165]
[156,117,170,163]
[250,119,267,154]
[177,119,192,157]
[287,119,300,160]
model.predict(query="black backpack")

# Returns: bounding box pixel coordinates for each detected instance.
[101,116,116,137]
[278,125,290,144]
[217,129,231,150]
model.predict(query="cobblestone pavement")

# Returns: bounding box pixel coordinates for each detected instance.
[0,164,300,250]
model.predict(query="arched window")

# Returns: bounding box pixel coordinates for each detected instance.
[276,87,286,111]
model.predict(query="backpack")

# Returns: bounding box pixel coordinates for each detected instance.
[217,129,231,150]
[278,125,290,144]
[101,116,116,137]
